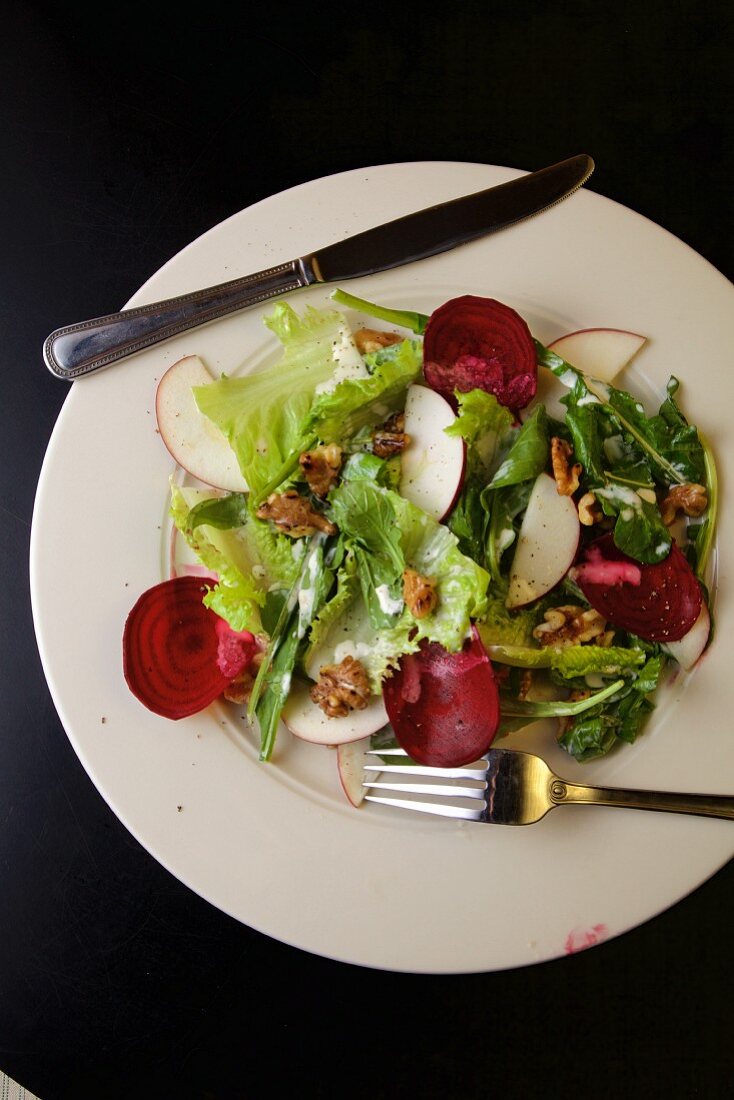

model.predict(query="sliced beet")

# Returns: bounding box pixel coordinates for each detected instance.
[123,576,254,720]
[422,296,537,410]
[574,534,702,642]
[382,626,500,767]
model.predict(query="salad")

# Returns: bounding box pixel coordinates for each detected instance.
[123,289,716,801]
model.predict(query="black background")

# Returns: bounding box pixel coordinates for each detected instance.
[3,1,733,1097]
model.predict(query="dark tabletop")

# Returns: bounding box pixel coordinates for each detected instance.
[3,2,733,1097]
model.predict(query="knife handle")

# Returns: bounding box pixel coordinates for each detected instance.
[43,257,318,379]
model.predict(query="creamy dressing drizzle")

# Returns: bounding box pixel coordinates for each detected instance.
[375,584,404,616]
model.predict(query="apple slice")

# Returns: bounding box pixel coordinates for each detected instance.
[282,678,388,746]
[337,736,373,807]
[662,602,711,670]
[548,329,647,384]
[399,384,465,521]
[506,472,580,609]
[156,355,248,492]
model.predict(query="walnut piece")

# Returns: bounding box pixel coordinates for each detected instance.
[299,443,343,497]
[551,437,582,496]
[310,656,371,718]
[660,483,708,526]
[354,328,403,355]
[577,491,602,526]
[532,604,608,648]
[372,412,410,458]
[255,489,336,538]
[403,568,438,619]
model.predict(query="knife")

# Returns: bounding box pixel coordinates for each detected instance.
[43,154,593,379]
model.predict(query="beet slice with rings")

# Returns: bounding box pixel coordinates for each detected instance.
[123,575,257,720]
[422,296,537,410]
[574,534,703,642]
[382,626,500,767]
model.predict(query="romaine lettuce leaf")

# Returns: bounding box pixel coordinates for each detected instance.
[485,643,646,677]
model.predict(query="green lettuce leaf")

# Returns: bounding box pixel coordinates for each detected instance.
[308,483,489,688]
[193,303,356,500]
[486,406,548,490]
[476,592,544,648]
[390,491,489,650]
[485,643,646,677]
[303,338,422,444]
[170,484,302,632]
[558,655,664,761]
[444,388,515,479]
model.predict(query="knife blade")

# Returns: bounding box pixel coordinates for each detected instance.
[44,155,593,379]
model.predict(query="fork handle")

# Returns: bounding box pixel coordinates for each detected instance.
[553,781,734,820]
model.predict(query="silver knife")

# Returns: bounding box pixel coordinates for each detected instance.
[43,154,593,379]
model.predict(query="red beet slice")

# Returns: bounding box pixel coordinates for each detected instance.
[382,626,500,767]
[123,576,256,720]
[422,296,537,410]
[574,534,702,642]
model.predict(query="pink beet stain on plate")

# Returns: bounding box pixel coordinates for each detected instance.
[564,924,609,954]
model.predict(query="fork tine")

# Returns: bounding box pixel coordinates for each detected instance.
[364,794,482,821]
[364,763,488,780]
[363,780,486,800]
[366,747,409,756]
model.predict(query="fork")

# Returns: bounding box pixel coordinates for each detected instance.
[363,747,734,825]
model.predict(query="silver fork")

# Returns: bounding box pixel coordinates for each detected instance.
[364,748,734,825]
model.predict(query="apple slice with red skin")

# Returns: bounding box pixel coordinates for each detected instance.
[337,736,374,806]
[399,384,465,522]
[155,355,248,492]
[123,576,257,719]
[548,328,646,384]
[574,534,703,642]
[382,626,499,767]
[282,679,389,746]
[506,472,581,609]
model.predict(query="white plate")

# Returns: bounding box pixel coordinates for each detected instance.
[30,162,734,974]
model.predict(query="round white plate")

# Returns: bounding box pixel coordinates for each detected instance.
[31,162,734,973]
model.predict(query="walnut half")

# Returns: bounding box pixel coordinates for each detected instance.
[551,437,582,496]
[403,568,438,619]
[660,483,708,526]
[372,412,410,458]
[255,489,336,538]
[310,656,371,718]
[299,443,343,497]
[532,605,608,648]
